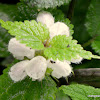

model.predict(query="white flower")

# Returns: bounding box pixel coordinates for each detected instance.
[8,38,35,60]
[37,11,70,39]
[37,11,54,28]
[71,55,83,64]
[9,56,72,82]
[25,56,47,81]
[9,56,47,82]
[8,11,82,82]
[49,22,70,39]
[37,11,83,64]
[47,59,72,79]
[9,60,29,82]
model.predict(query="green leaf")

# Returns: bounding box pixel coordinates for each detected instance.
[60,84,100,100]
[21,0,71,9]
[16,1,39,21]
[91,36,100,55]
[44,35,100,61]
[86,0,100,55]
[0,26,10,57]
[56,90,71,100]
[0,4,16,57]
[0,20,50,50]
[72,0,91,44]
[16,2,74,36]
[86,0,100,37]
[16,1,70,21]
[0,65,57,100]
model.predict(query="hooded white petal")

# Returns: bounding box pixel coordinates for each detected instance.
[71,55,83,64]
[49,22,70,39]
[8,38,35,60]
[37,11,54,28]
[25,56,47,81]
[47,59,72,78]
[65,60,71,64]
[9,60,29,82]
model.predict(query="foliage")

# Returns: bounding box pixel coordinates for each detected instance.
[56,90,71,100]
[0,4,16,57]
[60,84,100,100]
[72,0,91,44]
[0,64,57,100]
[0,0,100,100]
[0,20,50,50]
[86,0,100,55]
[91,36,100,55]
[44,35,100,61]
[16,1,38,21]
[0,26,10,57]
[20,0,71,9]
[0,19,100,61]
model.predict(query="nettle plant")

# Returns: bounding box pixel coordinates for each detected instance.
[0,0,100,100]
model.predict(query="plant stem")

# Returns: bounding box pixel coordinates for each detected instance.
[69,68,100,88]
[82,34,98,48]
[67,0,76,20]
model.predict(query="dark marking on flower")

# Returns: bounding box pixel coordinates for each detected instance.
[50,60,56,63]
[67,45,70,47]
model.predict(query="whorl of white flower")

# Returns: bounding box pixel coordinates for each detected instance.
[25,56,47,81]
[47,59,72,78]
[37,11,54,28]
[8,38,35,60]
[71,55,83,64]
[49,22,70,39]
[9,60,29,82]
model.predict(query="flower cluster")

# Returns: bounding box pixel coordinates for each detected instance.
[37,11,70,39]
[8,11,82,82]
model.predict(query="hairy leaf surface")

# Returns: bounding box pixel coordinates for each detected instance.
[86,0,100,54]
[44,35,100,61]
[0,20,50,50]
[21,0,71,9]
[60,84,100,100]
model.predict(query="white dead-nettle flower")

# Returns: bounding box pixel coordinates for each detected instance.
[9,60,29,82]
[9,56,72,82]
[65,60,71,64]
[47,59,72,79]
[37,11,70,39]
[8,11,82,82]
[25,56,47,81]
[71,55,83,64]
[9,56,47,82]
[49,22,70,39]
[37,11,54,28]
[8,38,35,60]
